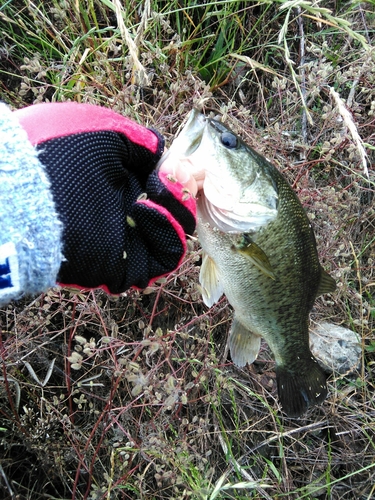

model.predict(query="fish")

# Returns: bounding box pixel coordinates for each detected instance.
[163,109,336,417]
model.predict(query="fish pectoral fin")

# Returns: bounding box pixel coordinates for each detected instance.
[199,252,224,307]
[316,268,336,297]
[228,317,261,367]
[232,235,276,280]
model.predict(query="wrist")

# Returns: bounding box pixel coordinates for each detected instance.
[0,103,63,305]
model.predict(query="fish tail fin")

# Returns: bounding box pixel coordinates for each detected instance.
[276,357,327,417]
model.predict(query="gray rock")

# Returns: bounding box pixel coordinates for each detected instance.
[310,322,361,375]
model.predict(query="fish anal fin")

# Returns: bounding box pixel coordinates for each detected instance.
[199,252,224,307]
[317,268,336,297]
[232,235,275,280]
[229,317,261,367]
[276,356,327,417]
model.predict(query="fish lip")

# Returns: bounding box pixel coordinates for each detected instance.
[207,117,228,135]
[156,109,206,169]
[183,109,206,155]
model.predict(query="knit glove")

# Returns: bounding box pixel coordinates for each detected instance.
[0,103,63,306]
[9,102,196,296]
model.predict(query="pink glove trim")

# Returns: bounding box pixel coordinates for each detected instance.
[14,102,160,154]
[157,170,197,219]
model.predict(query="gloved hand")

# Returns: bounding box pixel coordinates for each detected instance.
[10,102,196,295]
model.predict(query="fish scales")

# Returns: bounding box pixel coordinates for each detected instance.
[163,109,336,417]
[198,166,326,416]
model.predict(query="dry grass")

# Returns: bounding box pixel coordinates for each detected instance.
[0,1,375,499]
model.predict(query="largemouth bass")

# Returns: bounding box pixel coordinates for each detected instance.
[165,110,336,417]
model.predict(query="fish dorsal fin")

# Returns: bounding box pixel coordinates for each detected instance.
[229,316,261,367]
[316,268,336,297]
[199,252,224,307]
[232,234,276,280]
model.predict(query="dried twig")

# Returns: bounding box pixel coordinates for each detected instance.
[329,86,369,177]
[0,375,21,412]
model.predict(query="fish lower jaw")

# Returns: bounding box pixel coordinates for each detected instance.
[197,195,271,233]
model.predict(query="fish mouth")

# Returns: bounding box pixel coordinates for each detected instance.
[156,109,207,168]
[181,109,207,156]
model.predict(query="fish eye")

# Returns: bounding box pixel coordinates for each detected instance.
[221,132,237,149]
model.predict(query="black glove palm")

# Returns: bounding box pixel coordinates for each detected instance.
[15,103,196,293]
